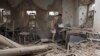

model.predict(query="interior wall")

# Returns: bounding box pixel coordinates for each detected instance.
[78,5,87,26]
[73,0,79,26]
[94,0,100,32]
[62,0,87,27]
[73,0,88,27]
[62,0,74,27]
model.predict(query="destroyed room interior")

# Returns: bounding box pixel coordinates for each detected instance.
[0,0,100,56]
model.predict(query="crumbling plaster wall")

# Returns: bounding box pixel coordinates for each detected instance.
[78,5,87,26]
[62,0,87,27]
[73,0,87,27]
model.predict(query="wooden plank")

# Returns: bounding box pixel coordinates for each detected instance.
[0,44,52,56]
[0,35,22,48]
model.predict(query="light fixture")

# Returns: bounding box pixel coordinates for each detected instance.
[27,10,36,15]
[49,11,59,16]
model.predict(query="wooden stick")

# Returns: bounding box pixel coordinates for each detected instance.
[0,35,22,48]
[0,44,52,56]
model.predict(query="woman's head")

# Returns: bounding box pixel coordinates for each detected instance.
[53,14,62,20]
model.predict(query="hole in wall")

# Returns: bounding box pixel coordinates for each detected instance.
[82,12,84,15]
[80,18,83,20]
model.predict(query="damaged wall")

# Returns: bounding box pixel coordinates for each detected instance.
[62,0,87,27]
[73,0,88,27]
[78,5,87,26]
[0,0,90,38]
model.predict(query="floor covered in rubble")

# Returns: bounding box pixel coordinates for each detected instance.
[33,41,100,56]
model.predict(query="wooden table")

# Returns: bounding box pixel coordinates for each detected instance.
[19,32,30,44]
[60,27,93,49]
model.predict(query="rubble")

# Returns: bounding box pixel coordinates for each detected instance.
[69,41,100,56]
[34,40,100,56]
[34,45,67,56]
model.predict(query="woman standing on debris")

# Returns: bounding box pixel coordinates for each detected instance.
[50,14,62,42]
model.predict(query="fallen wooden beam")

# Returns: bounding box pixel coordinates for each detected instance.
[0,35,22,48]
[0,44,52,56]
[88,38,100,42]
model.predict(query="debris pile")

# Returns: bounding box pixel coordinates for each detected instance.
[69,41,100,56]
[0,34,100,56]
[35,41,100,56]
[34,44,67,56]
